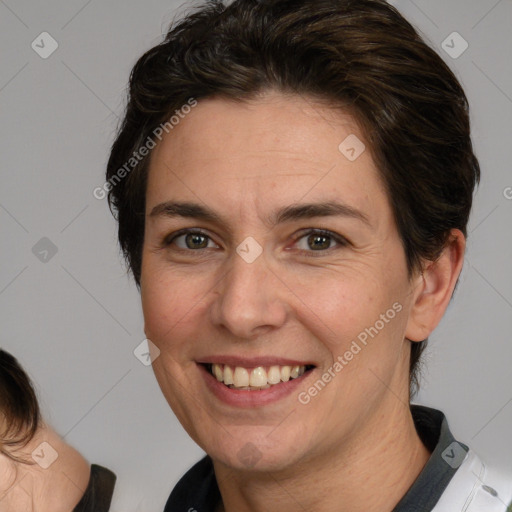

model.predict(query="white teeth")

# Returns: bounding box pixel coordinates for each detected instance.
[209,363,308,390]
[213,364,223,381]
[267,365,281,385]
[249,367,267,387]
[223,365,234,385]
[233,367,249,387]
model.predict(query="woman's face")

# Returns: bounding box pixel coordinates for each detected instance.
[141,91,422,472]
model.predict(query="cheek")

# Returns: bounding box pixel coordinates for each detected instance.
[141,261,180,343]
[140,259,213,350]
[299,267,410,384]
[299,271,396,337]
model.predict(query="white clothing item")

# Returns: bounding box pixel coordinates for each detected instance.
[432,449,512,512]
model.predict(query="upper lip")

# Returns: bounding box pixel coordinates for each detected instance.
[197,355,315,368]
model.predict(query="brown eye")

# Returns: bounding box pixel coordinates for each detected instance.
[165,230,219,251]
[306,233,331,250]
[184,232,209,249]
[294,229,348,254]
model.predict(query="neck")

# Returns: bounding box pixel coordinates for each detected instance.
[213,399,430,512]
[0,424,90,512]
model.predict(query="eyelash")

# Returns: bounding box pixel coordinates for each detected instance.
[162,228,349,256]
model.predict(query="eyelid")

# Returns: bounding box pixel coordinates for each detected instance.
[162,227,349,252]
[163,228,219,248]
[290,228,350,252]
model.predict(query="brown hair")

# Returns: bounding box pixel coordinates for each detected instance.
[105,0,480,396]
[0,349,41,464]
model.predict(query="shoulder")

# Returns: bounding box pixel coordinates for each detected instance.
[408,405,511,512]
[432,449,512,512]
[72,464,117,512]
[164,456,220,512]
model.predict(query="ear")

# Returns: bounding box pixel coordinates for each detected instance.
[405,229,466,342]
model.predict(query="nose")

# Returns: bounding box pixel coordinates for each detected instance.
[210,249,289,339]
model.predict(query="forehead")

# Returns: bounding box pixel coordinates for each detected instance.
[145,92,389,226]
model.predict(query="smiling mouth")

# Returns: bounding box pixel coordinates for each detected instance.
[203,363,315,391]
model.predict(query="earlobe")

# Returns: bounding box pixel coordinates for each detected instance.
[405,229,466,342]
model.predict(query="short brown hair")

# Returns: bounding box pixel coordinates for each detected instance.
[106,0,480,396]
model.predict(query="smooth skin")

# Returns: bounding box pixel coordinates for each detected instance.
[0,422,90,511]
[141,90,465,512]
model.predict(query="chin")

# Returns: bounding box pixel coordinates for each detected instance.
[203,425,311,473]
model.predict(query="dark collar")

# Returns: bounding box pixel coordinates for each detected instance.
[72,464,117,512]
[392,405,468,511]
[164,406,466,512]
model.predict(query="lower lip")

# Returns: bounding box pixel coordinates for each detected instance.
[198,364,314,408]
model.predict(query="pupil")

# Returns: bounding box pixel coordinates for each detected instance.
[187,233,207,249]
[309,234,329,250]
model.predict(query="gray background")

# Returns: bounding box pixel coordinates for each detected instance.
[1,0,511,510]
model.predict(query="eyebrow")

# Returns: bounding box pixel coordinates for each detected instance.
[150,200,371,228]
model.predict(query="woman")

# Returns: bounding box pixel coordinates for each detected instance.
[105,0,512,510]
[0,349,116,511]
